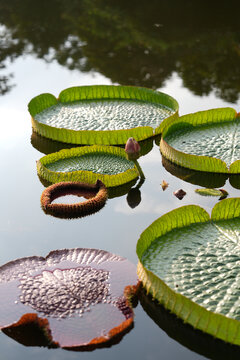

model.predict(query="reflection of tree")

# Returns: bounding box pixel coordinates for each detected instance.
[0,26,24,94]
[1,0,240,101]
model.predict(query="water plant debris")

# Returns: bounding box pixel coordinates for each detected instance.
[161,180,169,191]
[173,189,186,200]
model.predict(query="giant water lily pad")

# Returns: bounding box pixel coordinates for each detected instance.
[160,108,240,173]
[28,85,178,145]
[137,198,240,345]
[140,290,240,360]
[37,145,140,187]
[0,248,138,350]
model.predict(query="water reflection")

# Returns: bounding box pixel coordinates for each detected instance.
[31,131,80,155]
[126,178,144,208]
[162,156,229,188]
[2,312,134,351]
[140,289,240,360]
[31,128,154,156]
[1,0,240,101]
[162,154,240,190]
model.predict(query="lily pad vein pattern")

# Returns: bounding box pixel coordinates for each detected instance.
[46,153,135,175]
[35,99,174,131]
[165,120,240,167]
[142,218,240,320]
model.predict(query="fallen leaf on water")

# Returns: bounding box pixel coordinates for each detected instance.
[0,248,139,351]
[161,180,169,191]
[195,188,228,200]
[173,189,186,200]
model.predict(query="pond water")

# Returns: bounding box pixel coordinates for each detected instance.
[1,1,240,359]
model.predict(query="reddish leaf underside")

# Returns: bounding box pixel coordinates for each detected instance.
[0,248,138,350]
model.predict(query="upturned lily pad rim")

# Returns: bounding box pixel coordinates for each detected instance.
[139,289,240,360]
[160,107,240,174]
[137,198,240,345]
[0,247,138,350]
[28,85,179,145]
[37,145,140,188]
[40,180,108,219]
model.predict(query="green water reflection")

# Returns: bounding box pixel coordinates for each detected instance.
[1,0,240,101]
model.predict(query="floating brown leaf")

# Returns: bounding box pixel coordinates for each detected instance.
[0,248,138,350]
[161,180,169,191]
[173,189,186,200]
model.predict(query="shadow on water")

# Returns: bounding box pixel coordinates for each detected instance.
[161,155,229,188]
[1,0,240,101]
[31,131,153,157]
[139,289,240,360]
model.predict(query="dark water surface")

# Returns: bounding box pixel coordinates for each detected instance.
[1,1,240,359]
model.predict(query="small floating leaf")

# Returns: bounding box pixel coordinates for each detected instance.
[137,198,240,345]
[0,248,138,350]
[173,189,186,200]
[37,145,140,187]
[161,180,169,191]
[28,85,178,145]
[195,188,228,198]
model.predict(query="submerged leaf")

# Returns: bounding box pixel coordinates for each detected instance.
[0,248,138,350]
[28,85,178,145]
[137,198,240,345]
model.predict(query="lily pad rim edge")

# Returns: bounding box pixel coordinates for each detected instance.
[136,198,240,345]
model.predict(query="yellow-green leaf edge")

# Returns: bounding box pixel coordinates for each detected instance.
[28,85,179,145]
[137,198,240,345]
[160,108,240,174]
[37,145,140,187]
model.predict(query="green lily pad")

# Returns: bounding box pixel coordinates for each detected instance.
[195,188,228,198]
[28,85,178,145]
[37,145,140,187]
[137,198,240,345]
[140,290,240,360]
[160,108,240,174]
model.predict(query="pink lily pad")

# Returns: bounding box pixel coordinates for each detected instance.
[0,248,138,350]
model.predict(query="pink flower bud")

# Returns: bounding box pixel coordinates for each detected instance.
[125,138,141,160]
